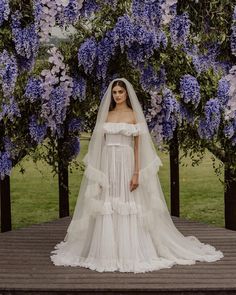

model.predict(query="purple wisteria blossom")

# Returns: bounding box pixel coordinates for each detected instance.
[41,86,69,137]
[29,115,47,143]
[180,74,201,108]
[0,97,21,122]
[170,12,190,48]
[198,98,221,140]
[0,151,12,180]
[0,0,10,26]
[126,23,160,66]
[140,65,166,93]
[0,50,18,98]
[11,11,39,62]
[131,0,163,30]
[161,87,180,139]
[57,0,84,25]
[113,15,135,53]
[78,37,97,74]
[192,43,220,74]
[217,78,230,108]
[39,47,73,137]
[79,0,99,18]
[24,77,44,103]
[147,87,179,144]
[68,118,83,133]
[3,136,19,159]
[96,32,116,80]
[230,6,236,56]
[72,76,86,101]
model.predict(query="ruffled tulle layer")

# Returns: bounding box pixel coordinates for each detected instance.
[50,122,224,273]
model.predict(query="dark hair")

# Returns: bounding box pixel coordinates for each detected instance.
[109,80,133,111]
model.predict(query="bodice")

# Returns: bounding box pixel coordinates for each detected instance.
[103,122,141,148]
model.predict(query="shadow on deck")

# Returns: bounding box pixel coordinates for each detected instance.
[0,216,235,295]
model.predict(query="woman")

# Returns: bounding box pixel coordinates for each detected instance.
[50,78,224,273]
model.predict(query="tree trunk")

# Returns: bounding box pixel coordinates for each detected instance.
[58,138,69,218]
[0,175,12,232]
[224,163,236,230]
[169,129,180,217]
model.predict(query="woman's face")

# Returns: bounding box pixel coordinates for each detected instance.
[112,85,127,105]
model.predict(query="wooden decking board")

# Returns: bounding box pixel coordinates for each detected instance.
[0,216,235,294]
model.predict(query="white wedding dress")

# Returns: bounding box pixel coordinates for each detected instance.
[50,122,224,273]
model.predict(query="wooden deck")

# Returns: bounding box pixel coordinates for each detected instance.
[0,216,236,295]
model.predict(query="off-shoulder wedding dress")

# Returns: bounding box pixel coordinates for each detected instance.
[50,122,224,273]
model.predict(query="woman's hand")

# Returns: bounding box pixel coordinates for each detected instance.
[130,173,139,192]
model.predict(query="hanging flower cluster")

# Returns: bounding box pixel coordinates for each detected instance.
[131,0,163,30]
[24,77,44,103]
[180,74,201,108]
[3,136,19,160]
[197,98,221,140]
[57,0,84,25]
[68,117,83,133]
[11,11,39,67]
[78,37,98,75]
[184,41,221,75]
[230,6,236,56]
[71,76,86,101]
[29,114,47,144]
[161,0,177,25]
[0,50,20,123]
[0,50,18,98]
[146,87,179,145]
[221,65,236,120]
[170,12,190,48]
[217,77,230,108]
[40,47,73,137]
[0,151,12,180]
[96,31,116,80]
[140,65,166,93]
[78,14,164,80]
[0,0,10,26]
[24,47,74,140]
[0,97,21,122]
[33,0,84,42]
[126,23,163,67]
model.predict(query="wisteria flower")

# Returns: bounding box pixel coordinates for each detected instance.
[180,74,201,108]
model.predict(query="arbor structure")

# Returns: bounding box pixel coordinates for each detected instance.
[1,0,236,231]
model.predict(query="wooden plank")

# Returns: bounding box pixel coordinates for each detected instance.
[0,216,235,294]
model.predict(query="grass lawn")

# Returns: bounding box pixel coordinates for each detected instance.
[10,135,224,230]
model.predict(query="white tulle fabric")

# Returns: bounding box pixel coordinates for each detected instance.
[50,121,224,273]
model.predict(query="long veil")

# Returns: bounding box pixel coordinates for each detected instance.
[51,77,223,266]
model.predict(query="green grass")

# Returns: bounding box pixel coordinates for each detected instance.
[10,136,224,230]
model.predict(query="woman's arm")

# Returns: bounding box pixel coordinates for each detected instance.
[130,111,139,191]
[133,135,140,174]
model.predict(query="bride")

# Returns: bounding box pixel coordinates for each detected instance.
[50,77,224,273]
